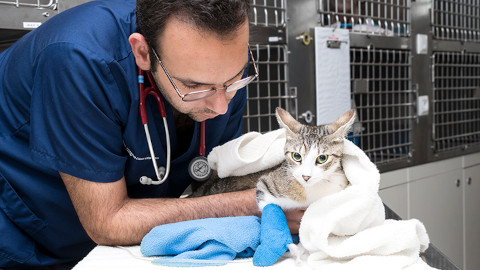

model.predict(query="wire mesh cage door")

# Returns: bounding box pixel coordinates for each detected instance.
[432,52,480,152]
[243,44,293,133]
[432,0,480,42]
[244,0,295,134]
[349,47,415,165]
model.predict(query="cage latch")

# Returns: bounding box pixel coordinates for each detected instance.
[326,39,347,49]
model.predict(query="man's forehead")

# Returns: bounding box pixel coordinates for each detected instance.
[157,16,249,54]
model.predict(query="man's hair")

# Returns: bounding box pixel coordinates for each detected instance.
[136,0,250,70]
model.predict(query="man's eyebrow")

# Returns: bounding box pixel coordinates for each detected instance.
[173,61,249,86]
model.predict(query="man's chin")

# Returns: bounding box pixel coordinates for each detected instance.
[188,113,218,122]
[188,115,205,122]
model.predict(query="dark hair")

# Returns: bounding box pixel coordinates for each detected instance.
[136,0,250,70]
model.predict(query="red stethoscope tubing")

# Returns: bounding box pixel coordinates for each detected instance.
[137,68,206,185]
[198,121,206,157]
[139,69,167,122]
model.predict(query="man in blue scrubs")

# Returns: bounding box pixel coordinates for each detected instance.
[0,0,304,268]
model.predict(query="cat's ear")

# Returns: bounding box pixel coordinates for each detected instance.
[276,107,301,135]
[328,109,356,140]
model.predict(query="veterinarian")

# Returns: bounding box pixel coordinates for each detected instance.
[0,0,304,268]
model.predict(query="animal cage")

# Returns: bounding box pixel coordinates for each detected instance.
[246,0,416,167]
[350,47,414,164]
[319,0,414,166]
[317,0,411,37]
[0,0,58,31]
[243,44,294,133]
[249,0,287,27]
[0,0,90,31]
[432,0,480,42]
[432,51,480,152]
[249,0,480,167]
[243,0,296,133]
[431,0,480,155]
[0,0,56,8]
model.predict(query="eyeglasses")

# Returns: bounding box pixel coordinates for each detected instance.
[151,46,258,102]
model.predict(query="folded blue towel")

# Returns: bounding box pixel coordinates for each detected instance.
[141,216,261,266]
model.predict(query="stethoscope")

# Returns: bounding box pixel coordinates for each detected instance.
[137,68,212,185]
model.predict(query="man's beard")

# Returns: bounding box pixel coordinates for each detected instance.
[187,108,219,122]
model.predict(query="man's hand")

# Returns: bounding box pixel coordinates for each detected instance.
[284,208,306,234]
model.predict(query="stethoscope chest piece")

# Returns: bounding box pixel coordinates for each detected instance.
[188,156,212,182]
[189,121,211,182]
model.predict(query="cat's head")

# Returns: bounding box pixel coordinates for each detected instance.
[275,107,356,187]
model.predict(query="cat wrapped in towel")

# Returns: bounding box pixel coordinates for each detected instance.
[191,107,358,266]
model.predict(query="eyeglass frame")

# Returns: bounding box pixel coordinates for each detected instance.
[151,45,259,102]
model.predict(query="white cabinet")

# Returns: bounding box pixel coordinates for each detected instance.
[464,163,480,270]
[409,168,464,269]
[379,169,408,219]
[379,184,408,219]
[379,152,480,270]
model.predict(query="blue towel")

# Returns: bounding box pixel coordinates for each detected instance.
[141,216,261,266]
[253,204,293,266]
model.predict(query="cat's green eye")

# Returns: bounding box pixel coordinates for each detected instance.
[316,154,328,164]
[291,152,302,162]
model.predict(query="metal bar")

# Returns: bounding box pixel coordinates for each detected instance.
[0,0,54,8]
[318,0,410,36]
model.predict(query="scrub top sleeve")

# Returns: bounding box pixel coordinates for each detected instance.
[30,43,127,182]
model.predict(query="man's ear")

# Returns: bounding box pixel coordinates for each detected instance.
[129,33,151,71]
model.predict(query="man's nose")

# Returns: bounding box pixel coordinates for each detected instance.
[205,89,229,115]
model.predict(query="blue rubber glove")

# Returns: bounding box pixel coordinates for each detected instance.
[253,204,293,266]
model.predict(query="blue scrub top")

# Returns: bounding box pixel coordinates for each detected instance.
[0,0,247,267]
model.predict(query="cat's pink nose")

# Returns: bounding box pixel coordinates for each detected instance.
[302,175,311,181]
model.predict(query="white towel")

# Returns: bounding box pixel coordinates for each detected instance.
[207,129,286,178]
[299,140,437,270]
[207,130,436,269]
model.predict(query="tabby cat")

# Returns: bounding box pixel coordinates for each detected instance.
[191,107,356,211]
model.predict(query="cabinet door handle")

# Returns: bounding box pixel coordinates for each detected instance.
[456,179,461,187]
[467,177,472,185]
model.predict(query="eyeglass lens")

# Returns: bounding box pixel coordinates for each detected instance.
[182,75,257,102]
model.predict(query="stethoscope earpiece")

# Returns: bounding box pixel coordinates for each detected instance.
[139,176,152,185]
[139,166,166,185]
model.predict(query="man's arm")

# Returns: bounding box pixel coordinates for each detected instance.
[60,172,260,246]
